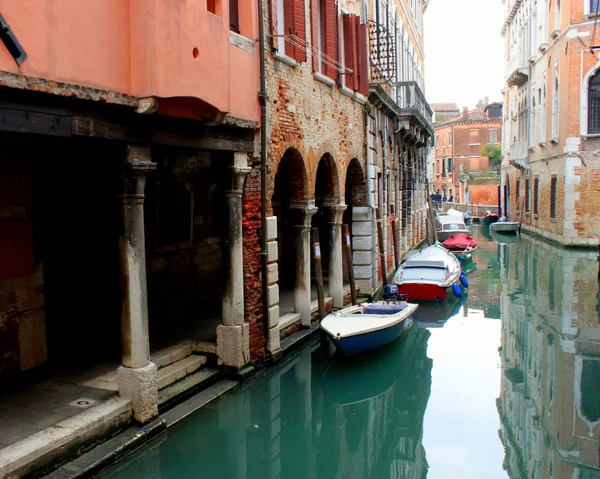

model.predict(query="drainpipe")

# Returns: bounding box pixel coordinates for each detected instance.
[258,0,270,351]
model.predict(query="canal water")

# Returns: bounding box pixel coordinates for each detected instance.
[98,227,600,479]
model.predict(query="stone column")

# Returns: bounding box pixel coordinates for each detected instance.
[217,152,251,369]
[117,145,158,424]
[326,203,346,308]
[291,204,317,326]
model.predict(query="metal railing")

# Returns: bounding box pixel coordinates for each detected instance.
[394,81,433,125]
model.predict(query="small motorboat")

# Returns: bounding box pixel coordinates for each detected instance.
[481,211,500,226]
[490,221,520,233]
[442,233,478,260]
[435,213,470,242]
[393,244,467,302]
[320,285,418,356]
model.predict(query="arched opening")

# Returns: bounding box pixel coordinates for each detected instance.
[312,154,340,300]
[272,148,308,316]
[343,159,368,287]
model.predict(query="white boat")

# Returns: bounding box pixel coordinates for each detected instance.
[490,221,520,233]
[435,214,470,242]
[393,244,466,302]
[320,300,419,356]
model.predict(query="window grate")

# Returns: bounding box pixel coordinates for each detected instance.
[589,70,600,134]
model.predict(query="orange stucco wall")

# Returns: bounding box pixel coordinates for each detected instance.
[0,0,259,122]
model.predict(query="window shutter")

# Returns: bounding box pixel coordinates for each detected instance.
[351,15,359,90]
[271,0,279,50]
[343,14,354,86]
[323,0,338,79]
[311,0,319,71]
[291,0,307,62]
[357,21,369,95]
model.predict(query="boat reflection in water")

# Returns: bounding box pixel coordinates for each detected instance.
[320,327,433,478]
[412,293,469,328]
[497,235,600,478]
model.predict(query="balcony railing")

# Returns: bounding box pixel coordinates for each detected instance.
[505,50,528,87]
[395,81,433,129]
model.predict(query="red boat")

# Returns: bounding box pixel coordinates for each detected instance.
[393,244,464,302]
[442,233,478,253]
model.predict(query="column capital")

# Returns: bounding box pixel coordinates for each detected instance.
[323,202,347,224]
[227,165,252,197]
[289,203,318,229]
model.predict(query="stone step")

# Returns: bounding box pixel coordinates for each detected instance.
[278,312,301,332]
[150,341,196,369]
[194,341,217,355]
[157,355,207,390]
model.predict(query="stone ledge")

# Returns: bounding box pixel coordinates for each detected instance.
[0,396,132,479]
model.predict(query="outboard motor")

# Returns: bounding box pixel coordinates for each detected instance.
[383,284,401,302]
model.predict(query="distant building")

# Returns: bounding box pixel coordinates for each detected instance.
[431,103,460,123]
[431,103,502,205]
[501,0,600,246]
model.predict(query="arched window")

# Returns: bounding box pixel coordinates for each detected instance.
[588,69,600,134]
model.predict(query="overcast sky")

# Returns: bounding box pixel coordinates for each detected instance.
[424,0,505,109]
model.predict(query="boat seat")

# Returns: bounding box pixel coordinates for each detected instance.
[363,304,407,315]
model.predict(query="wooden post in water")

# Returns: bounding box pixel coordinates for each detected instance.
[391,218,400,270]
[376,208,387,285]
[312,228,326,319]
[342,224,357,305]
[426,195,438,244]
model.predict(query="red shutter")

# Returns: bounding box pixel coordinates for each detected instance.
[311,0,319,71]
[271,0,279,50]
[292,0,307,62]
[352,15,360,90]
[358,21,369,96]
[323,0,338,79]
[343,14,353,86]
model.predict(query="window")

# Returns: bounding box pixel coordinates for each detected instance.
[442,158,446,177]
[489,129,498,143]
[516,178,520,209]
[448,157,453,173]
[552,73,559,139]
[449,132,453,144]
[588,70,600,134]
[525,178,530,212]
[587,0,600,14]
[229,0,239,32]
[550,175,557,219]
[312,0,338,78]
[207,0,218,14]
[533,176,539,215]
[274,0,307,61]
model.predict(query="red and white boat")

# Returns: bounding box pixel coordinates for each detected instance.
[393,244,464,302]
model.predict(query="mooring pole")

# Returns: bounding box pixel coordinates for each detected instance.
[391,218,400,270]
[376,208,387,285]
[312,228,326,319]
[342,224,357,305]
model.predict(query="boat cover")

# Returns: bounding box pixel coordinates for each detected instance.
[363,304,408,315]
[442,233,478,251]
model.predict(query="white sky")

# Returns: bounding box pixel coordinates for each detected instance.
[424,0,505,109]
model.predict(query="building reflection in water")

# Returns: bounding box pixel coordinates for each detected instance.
[101,328,433,479]
[497,234,600,478]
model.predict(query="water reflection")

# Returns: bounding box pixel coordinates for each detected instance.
[497,234,600,478]
[101,329,433,479]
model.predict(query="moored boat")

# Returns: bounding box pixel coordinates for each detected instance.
[442,233,478,260]
[490,221,520,233]
[435,213,470,242]
[481,212,500,226]
[320,295,419,356]
[393,244,466,302]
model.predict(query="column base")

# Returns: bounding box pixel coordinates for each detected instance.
[117,362,158,424]
[217,323,250,369]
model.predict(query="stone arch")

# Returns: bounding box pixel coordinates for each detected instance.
[271,148,310,301]
[314,153,340,205]
[343,158,368,231]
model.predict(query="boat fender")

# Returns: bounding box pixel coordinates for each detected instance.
[452,283,462,297]
[459,274,469,288]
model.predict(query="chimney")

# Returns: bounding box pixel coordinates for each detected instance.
[462,107,468,121]
[484,96,489,105]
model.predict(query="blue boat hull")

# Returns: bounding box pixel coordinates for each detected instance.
[328,316,414,356]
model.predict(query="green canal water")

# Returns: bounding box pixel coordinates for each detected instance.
[98,227,600,479]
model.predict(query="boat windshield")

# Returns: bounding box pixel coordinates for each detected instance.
[399,266,447,281]
[442,223,466,231]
